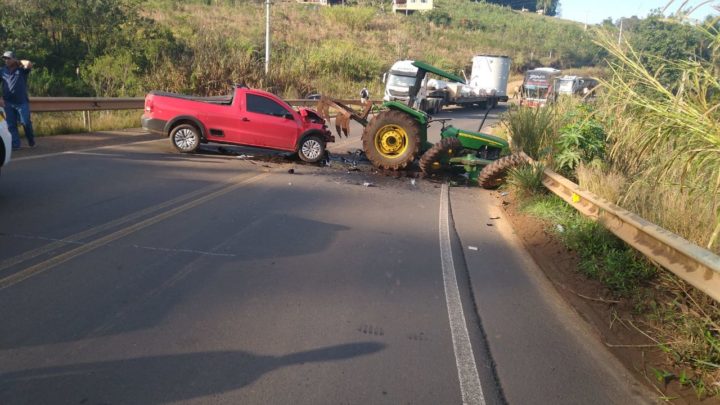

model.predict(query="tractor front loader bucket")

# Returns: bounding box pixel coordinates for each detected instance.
[316,96,374,138]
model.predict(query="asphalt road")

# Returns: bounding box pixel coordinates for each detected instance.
[0,105,651,404]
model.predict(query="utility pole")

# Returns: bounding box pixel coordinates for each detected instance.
[265,0,271,75]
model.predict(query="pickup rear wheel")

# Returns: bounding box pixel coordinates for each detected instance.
[298,135,326,163]
[170,124,200,153]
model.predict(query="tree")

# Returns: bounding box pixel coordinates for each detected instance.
[0,0,181,96]
[625,16,705,87]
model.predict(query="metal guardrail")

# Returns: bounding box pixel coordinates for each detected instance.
[30,97,145,112]
[542,168,720,302]
[28,97,359,131]
[28,97,357,112]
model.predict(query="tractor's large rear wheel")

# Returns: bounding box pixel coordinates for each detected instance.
[478,152,530,189]
[419,137,463,177]
[362,110,421,170]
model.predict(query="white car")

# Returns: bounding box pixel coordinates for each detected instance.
[0,109,11,174]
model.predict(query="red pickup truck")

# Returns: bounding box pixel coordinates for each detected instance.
[141,86,334,163]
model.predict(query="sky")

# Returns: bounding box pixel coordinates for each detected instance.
[559,0,719,24]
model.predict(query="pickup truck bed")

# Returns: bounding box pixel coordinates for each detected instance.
[148,91,233,105]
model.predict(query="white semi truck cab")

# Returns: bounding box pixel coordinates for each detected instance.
[382,56,511,113]
[383,60,419,104]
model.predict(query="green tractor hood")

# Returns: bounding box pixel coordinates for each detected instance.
[411,61,466,84]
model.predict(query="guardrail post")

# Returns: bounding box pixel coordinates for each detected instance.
[82,111,92,132]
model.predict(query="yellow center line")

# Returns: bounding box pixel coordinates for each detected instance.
[0,172,261,273]
[0,172,270,290]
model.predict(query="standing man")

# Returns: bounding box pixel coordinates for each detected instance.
[359,87,369,105]
[1,51,35,150]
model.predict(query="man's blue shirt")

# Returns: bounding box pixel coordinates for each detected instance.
[1,66,31,104]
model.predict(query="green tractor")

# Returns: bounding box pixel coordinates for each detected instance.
[361,61,527,187]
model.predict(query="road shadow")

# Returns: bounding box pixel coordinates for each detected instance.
[0,212,353,350]
[0,342,384,405]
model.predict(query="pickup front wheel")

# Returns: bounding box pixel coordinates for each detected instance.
[298,135,326,163]
[170,124,200,153]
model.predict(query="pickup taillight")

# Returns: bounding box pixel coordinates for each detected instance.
[145,98,153,113]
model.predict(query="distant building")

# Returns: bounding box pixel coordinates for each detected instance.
[393,0,433,14]
[296,0,342,5]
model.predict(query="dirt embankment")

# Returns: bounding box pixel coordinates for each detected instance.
[499,192,709,405]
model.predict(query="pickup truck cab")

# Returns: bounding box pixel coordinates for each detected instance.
[142,86,334,163]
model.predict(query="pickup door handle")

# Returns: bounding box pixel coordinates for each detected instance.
[241,117,250,122]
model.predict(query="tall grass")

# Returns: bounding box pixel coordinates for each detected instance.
[32,111,143,136]
[594,26,720,250]
[137,0,601,98]
[502,106,557,159]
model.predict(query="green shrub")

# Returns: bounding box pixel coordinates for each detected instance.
[506,162,546,198]
[503,106,556,160]
[523,195,657,295]
[425,9,452,27]
[83,51,142,97]
[555,105,606,178]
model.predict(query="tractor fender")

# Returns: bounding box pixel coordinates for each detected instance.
[382,101,428,125]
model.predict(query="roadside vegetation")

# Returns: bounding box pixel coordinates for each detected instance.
[1,0,599,136]
[2,0,598,100]
[501,4,720,397]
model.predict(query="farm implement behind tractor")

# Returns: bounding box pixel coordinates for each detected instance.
[316,61,528,187]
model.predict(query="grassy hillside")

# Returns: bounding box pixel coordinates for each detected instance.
[1,0,600,98]
[140,0,601,97]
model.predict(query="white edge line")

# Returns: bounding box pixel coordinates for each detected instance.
[439,183,485,405]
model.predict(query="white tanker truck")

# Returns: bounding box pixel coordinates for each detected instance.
[382,55,511,113]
